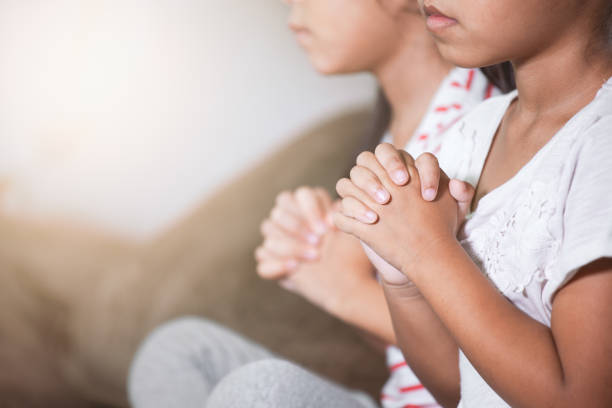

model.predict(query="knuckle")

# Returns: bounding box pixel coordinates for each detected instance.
[374,142,393,156]
[270,207,282,221]
[275,190,291,204]
[294,186,313,199]
[254,247,265,261]
[390,156,403,168]
[336,178,350,195]
[356,151,374,166]
[349,166,361,180]
[417,152,439,166]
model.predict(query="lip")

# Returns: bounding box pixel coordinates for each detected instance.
[423,4,458,32]
[288,22,312,46]
[289,20,309,34]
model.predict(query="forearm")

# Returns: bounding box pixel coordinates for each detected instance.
[327,277,397,345]
[382,282,460,408]
[407,239,566,408]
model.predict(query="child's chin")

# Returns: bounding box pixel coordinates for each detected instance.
[437,44,501,70]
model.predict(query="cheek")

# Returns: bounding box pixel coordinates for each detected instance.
[309,13,399,73]
[435,0,547,67]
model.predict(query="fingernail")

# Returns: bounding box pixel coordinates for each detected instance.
[286,259,298,270]
[423,188,436,201]
[362,211,378,223]
[393,170,408,185]
[306,233,320,245]
[375,189,390,203]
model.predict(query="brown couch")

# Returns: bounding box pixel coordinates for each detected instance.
[0,108,388,407]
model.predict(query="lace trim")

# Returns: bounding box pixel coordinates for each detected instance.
[462,181,560,295]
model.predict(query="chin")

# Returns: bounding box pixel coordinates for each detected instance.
[309,56,350,76]
[436,43,506,69]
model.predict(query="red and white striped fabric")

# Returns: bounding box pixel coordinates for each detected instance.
[380,67,500,408]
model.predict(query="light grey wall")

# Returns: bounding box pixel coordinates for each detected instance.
[0,0,376,239]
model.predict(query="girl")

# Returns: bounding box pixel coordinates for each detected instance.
[335,0,612,407]
[128,0,512,407]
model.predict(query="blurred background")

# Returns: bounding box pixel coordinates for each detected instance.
[0,1,386,407]
[0,0,375,238]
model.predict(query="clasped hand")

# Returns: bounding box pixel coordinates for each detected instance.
[334,143,475,285]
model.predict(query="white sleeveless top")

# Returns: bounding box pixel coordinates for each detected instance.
[437,78,612,407]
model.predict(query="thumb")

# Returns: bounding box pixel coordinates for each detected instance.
[449,179,475,222]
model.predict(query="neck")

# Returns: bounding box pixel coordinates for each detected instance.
[374,17,453,139]
[513,29,612,120]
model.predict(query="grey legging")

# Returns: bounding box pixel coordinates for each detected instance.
[128,317,378,408]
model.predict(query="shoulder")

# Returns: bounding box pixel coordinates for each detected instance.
[566,87,612,167]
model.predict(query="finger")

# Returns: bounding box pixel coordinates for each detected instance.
[332,211,368,239]
[340,197,378,224]
[415,153,441,201]
[255,245,295,265]
[263,236,320,261]
[449,179,476,220]
[374,143,411,186]
[257,259,298,280]
[295,187,328,235]
[314,188,333,211]
[260,219,319,247]
[254,245,272,263]
[336,177,381,211]
[356,150,399,192]
[312,189,335,227]
[269,206,320,245]
[349,165,391,204]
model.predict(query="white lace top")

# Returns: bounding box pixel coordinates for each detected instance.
[437,78,612,407]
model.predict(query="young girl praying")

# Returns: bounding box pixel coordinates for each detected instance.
[335,0,612,407]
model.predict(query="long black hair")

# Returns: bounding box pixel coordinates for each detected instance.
[357,62,516,154]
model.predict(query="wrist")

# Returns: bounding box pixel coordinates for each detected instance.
[325,275,379,319]
[381,279,423,299]
[399,233,462,285]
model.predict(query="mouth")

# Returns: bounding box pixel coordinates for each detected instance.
[288,22,312,46]
[423,4,458,32]
[289,20,309,34]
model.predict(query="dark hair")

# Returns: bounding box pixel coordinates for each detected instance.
[359,62,516,153]
[480,62,516,94]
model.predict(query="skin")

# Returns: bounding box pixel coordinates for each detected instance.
[256,0,469,347]
[335,0,612,407]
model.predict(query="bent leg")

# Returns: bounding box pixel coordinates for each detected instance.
[128,317,273,408]
[206,358,378,408]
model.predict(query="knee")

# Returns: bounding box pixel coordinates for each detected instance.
[206,359,311,408]
[128,317,214,385]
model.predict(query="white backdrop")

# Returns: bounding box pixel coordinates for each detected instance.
[0,0,375,239]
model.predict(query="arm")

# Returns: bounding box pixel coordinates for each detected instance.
[396,239,612,408]
[382,282,460,407]
[335,144,612,408]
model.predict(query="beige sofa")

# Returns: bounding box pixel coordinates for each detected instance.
[0,108,388,407]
